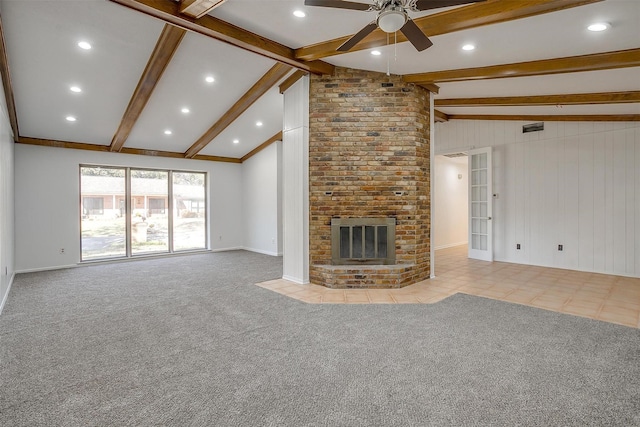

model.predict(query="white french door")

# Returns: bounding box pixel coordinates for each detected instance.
[468,147,493,261]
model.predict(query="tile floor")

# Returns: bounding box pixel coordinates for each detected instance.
[256,245,640,328]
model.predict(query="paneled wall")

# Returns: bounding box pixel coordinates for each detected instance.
[281,75,309,284]
[435,120,640,278]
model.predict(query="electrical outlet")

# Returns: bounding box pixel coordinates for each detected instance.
[516,244,521,250]
[558,244,563,251]
[60,248,65,254]
[218,235,222,241]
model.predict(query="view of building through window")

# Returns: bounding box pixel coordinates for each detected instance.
[80,166,207,261]
[131,169,169,255]
[173,172,207,251]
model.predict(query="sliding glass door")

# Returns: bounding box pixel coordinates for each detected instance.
[80,166,207,261]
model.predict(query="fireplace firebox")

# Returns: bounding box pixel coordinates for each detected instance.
[331,218,396,265]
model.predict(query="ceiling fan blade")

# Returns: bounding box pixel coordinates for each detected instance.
[337,22,378,51]
[400,19,433,51]
[414,0,486,12]
[304,0,372,11]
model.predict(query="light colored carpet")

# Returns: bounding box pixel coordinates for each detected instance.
[1,250,639,426]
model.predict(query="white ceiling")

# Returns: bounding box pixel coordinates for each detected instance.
[126,30,277,154]
[3,0,163,145]
[211,0,453,48]
[327,0,640,74]
[1,0,639,161]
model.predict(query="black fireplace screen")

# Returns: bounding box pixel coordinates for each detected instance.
[331,218,395,265]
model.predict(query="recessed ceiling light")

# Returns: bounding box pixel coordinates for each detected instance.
[293,10,306,18]
[256,121,263,127]
[587,22,610,32]
[164,130,172,135]
[462,44,475,51]
[205,76,215,83]
[70,86,82,93]
[181,107,190,114]
[371,50,382,56]
[233,139,239,144]
[66,116,76,122]
[77,41,91,50]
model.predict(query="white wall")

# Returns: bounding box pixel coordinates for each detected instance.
[434,155,468,249]
[241,141,281,256]
[281,75,309,284]
[14,144,243,272]
[0,72,15,313]
[435,120,640,277]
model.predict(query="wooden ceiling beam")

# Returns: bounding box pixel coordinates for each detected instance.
[444,114,640,122]
[0,13,19,141]
[184,63,292,158]
[240,131,282,162]
[279,70,307,94]
[18,136,111,153]
[17,136,241,162]
[192,154,242,163]
[109,24,186,152]
[421,83,440,94]
[435,91,640,107]
[180,0,227,19]
[295,0,602,61]
[109,0,334,75]
[404,48,640,84]
[434,110,449,122]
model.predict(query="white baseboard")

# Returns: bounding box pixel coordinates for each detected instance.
[17,250,216,273]
[16,264,78,274]
[0,272,15,315]
[282,275,309,285]
[210,246,243,253]
[494,257,640,280]
[242,247,280,257]
[434,241,468,250]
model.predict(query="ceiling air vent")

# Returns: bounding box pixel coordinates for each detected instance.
[523,122,544,133]
[443,152,467,158]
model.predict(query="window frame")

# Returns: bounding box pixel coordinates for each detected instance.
[79,164,208,262]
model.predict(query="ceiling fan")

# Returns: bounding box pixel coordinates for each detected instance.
[304,0,486,52]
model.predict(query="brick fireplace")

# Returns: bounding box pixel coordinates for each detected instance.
[308,67,431,289]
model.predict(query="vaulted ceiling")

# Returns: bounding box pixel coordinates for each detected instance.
[1,0,638,163]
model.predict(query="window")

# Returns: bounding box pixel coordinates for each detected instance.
[173,172,207,251]
[131,169,169,255]
[83,197,104,215]
[189,200,205,213]
[80,166,207,261]
[80,167,126,260]
[148,198,166,214]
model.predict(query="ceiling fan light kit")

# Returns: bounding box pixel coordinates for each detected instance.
[377,7,407,33]
[304,0,486,52]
